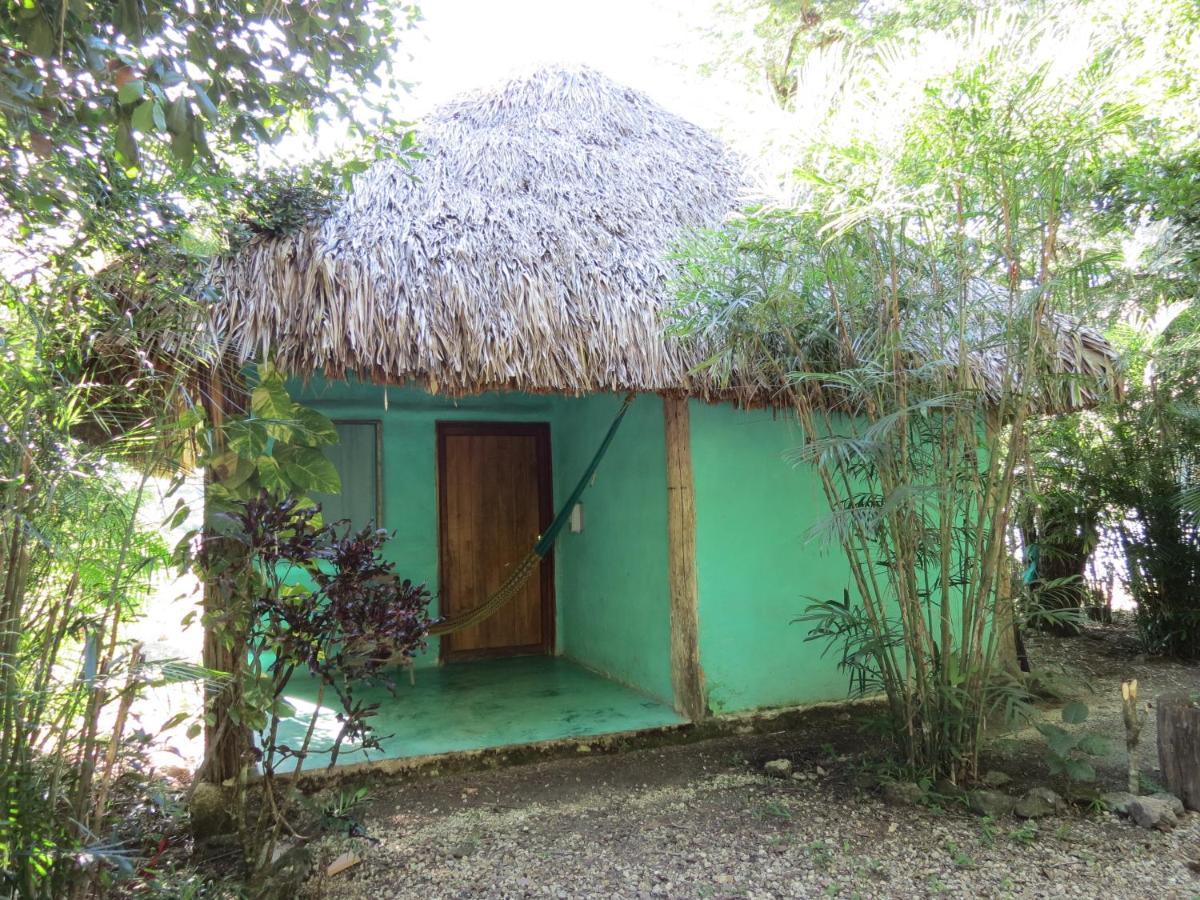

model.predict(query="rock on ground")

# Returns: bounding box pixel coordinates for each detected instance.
[1014,787,1064,819]
[1129,795,1181,830]
[762,758,792,778]
[967,788,1015,818]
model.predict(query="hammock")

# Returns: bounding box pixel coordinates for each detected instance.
[429,393,635,637]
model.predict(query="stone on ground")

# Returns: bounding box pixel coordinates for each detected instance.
[1014,787,1063,819]
[967,789,1015,818]
[1150,792,1185,817]
[982,770,1012,788]
[1102,791,1137,815]
[762,758,792,777]
[881,780,925,806]
[1129,796,1179,830]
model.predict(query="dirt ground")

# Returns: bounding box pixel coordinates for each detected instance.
[299,620,1200,899]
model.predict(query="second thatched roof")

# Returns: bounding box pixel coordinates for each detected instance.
[211,66,1119,406]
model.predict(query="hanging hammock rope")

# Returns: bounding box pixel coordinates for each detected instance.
[428,392,636,637]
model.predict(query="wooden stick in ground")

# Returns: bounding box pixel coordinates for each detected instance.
[1121,679,1142,795]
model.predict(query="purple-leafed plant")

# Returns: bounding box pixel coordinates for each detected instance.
[203,492,434,873]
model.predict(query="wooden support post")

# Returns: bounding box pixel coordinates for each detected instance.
[663,395,707,722]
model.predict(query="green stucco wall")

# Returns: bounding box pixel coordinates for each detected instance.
[689,400,854,713]
[554,395,674,704]
[290,380,886,717]
[292,380,673,703]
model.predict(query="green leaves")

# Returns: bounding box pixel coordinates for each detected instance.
[2,0,417,259]
[130,100,166,133]
[117,79,145,106]
[1061,701,1089,725]
[292,406,339,447]
[206,361,341,508]
[275,444,340,494]
[1036,702,1108,783]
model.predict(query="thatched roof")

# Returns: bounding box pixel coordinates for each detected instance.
[211,66,1119,407]
[212,66,743,397]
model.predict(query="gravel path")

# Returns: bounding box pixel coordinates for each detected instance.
[303,626,1200,899]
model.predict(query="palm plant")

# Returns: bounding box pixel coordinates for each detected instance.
[674,23,1127,778]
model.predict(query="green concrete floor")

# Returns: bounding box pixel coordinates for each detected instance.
[273,656,683,769]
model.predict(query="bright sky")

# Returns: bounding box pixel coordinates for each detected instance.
[391,0,758,132]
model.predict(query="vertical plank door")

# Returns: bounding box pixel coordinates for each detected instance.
[437,422,554,659]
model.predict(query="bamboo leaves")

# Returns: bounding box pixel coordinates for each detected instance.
[672,10,1130,779]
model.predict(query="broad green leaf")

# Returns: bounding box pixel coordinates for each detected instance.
[1061,701,1089,725]
[292,406,339,446]
[275,444,340,494]
[251,379,294,421]
[210,451,255,490]
[226,419,269,457]
[115,119,138,168]
[161,711,190,731]
[165,96,189,132]
[1036,723,1077,757]
[191,81,219,120]
[256,455,289,496]
[118,79,145,105]
[171,127,194,167]
[131,100,156,132]
[264,419,295,443]
[272,698,296,718]
[1076,734,1110,756]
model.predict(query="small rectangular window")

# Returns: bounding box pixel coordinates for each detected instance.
[314,421,381,532]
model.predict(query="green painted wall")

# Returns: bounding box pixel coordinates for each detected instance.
[291,380,673,703]
[554,395,674,705]
[287,380,973,721]
[689,400,854,713]
[294,378,562,668]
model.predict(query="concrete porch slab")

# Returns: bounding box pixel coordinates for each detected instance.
[274,656,683,769]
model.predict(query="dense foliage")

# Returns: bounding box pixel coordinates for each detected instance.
[677,1,1198,776]
[0,2,420,896]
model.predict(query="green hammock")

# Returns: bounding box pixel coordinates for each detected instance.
[429,392,635,636]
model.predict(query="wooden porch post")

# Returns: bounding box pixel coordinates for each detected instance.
[663,395,707,721]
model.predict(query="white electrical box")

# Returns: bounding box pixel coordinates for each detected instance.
[569,502,584,533]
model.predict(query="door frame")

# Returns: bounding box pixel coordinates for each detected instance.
[435,421,556,661]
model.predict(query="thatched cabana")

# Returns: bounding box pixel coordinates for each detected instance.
[207,67,1120,766]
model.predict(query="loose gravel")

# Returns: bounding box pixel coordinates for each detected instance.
[302,624,1200,899]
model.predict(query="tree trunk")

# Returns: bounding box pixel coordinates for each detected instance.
[199,365,252,785]
[1156,692,1200,810]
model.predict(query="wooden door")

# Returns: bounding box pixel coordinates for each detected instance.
[437,422,554,660]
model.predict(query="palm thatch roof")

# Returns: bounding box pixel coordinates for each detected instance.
[211,66,1119,407]
[212,66,743,397]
